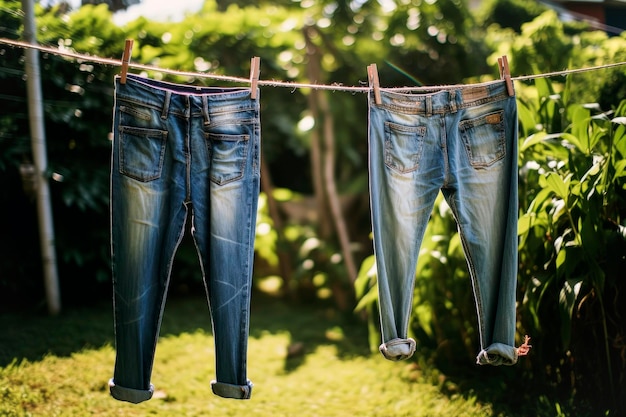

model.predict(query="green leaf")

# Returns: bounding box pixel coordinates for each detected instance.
[614,125,626,158]
[559,277,583,349]
[580,215,601,258]
[558,132,584,152]
[447,233,463,258]
[521,131,584,154]
[530,186,556,211]
[589,126,608,151]
[613,159,626,180]
[586,160,602,177]
[569,104,591,153]
[544,172,570,199]
[615,100,626,117]
[611,116,626,125]
[562,74,572,107]
[520,132,547,152]
[517,100,537,137]
[518,213,534,236]
[555,244,567,276]
[354,285,379,312]
[535,77,555,105]
[354,255,376,300]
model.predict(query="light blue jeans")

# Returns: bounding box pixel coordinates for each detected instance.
[109,74,260,403]
[368,81,519,366]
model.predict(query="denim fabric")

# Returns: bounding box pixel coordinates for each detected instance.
[109,74,260,403]
[368,81,519,366]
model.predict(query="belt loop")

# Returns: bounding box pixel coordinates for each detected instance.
[202,95,211,126]
[425,96,432,116]
[449,90,457,113]
[161,91,171,120]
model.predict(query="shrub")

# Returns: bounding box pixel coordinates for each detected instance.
[517,78,626,414]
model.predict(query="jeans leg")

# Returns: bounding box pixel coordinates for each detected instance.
[444,95,519,365]
[368,95,443,361]
[189,93,260,399]
[109,181,186,402]
[109,80,188,403]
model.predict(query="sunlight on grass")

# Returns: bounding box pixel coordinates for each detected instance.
[0,298,497,417]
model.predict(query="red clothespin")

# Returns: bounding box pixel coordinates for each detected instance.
[120,39,134,85]
[249,56,260,99]
[498,55,514,97]
[367,63,381,105]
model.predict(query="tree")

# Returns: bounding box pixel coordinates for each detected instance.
[80,0,139,13]
[0,0,124,309]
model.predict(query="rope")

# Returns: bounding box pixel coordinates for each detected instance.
[1,37,625,92]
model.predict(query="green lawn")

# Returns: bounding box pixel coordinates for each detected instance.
[0,293,546,417]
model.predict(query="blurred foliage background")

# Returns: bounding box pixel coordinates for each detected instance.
[1,0,625,414]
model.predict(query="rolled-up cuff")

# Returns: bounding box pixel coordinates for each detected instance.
[211,380,253,399]
[108,378,154,404]
[379,337,416,361]
[476,342,518,366]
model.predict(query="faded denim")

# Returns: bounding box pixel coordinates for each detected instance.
[368,81,519,366]
[109,74,260,403]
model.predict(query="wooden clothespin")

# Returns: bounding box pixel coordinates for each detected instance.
[367,63,381,105]
[249,56,261,99]
[498,55,514,97]
[120,39,134,85]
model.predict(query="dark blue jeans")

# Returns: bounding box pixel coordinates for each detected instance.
[368,80,520,365]
[109,74,260,403]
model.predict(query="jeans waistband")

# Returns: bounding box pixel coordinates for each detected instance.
[372,80,512,116]
[114,74,257,122]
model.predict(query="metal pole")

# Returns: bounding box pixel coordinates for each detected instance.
[22,0,61,315]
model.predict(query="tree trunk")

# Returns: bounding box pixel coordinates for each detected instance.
[304,32,332,240]
[303,26,358,310]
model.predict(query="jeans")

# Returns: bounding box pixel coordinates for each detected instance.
[109,74,260,403]
[368,80,519,366]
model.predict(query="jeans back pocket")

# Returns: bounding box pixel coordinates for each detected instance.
[384,121,426,174]
[118,126,168,182]
[206,133,249,185]
[459,110,506,168]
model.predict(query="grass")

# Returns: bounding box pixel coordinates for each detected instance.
[0,292,550,417]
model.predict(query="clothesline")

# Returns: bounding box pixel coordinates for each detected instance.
[1,37,626,92]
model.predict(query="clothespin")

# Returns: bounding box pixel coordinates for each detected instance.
[120,39,134,85]
[498,55,514,97]
[367,63,381,105]
[249,56,260,99]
